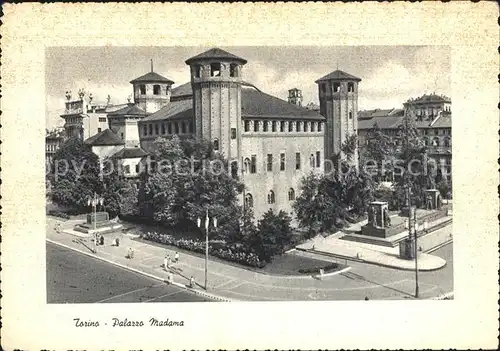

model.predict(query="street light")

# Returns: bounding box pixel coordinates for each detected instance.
[87,193,104,253]
[197,209,217,290]
[413,206,420,298]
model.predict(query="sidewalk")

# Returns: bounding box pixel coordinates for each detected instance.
[46,216,451,301]
[296,217,451,271]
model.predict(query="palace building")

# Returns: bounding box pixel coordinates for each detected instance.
[59,47,366,221]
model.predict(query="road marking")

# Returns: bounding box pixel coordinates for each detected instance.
[96,284,164,303]
[142,290,183,303]
[213,279,236,290]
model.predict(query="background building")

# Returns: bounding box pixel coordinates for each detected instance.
[357,93,452,182]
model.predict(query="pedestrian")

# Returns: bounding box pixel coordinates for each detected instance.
[365,296,369,301]
[99,235,104,246]
[174,252,179,263]
[167,272,173,284]
[189,276,195,288]
[164,256,169,271]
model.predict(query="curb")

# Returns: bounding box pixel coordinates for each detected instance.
[46,238,233,302]
[426,239,453,254]
[302,248,447,272]
[313,266,351,279]
[429,291,454,300]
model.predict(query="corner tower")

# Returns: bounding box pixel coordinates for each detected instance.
[315,70,361,169]
[185,48,247,163]
[130,61,174,114]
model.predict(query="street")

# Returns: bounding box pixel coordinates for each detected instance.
[46,242,209,303]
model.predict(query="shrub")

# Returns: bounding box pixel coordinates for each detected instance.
[47,210,70,219]
[142,231,265,268]
[298,263,340,274]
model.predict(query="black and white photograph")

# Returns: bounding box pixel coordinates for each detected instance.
[45,46,454,303]
[2,3,498,350]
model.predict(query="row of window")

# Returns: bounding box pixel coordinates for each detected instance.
[142,121,194,137]
[46,144,59,152]
[244,188,296,208]
[243,151,321,174]
[98,117,107,123]
[244,120,323,133]
[424,137,451,147]
[320,82,356,93]
[137,84,170,96]
[193,63,240,78]
[423,129,451,136]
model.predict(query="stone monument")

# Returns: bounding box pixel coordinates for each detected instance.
[74,211,123,235]
[425,189,441,210]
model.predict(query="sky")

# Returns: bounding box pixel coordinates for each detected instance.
[46,46,450,129]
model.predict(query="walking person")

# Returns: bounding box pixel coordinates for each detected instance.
[174,252,179,263]
[164,256,169,271]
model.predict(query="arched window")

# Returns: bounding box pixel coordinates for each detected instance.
[167,122,172,134]
[139,85,146,95]
[174,122,179,134]
[210,63,221,77]
[288,121,294,132]
[333,82,341,92]
[244,158,251,173]
[213,138,219,151]
[153,85,161,95]
[154,124,159,135]
[231,161,238,179]
[245,193,253,208]
[181,122,187,134]
[318,122,322,132]
[230,63,239,77]
[304,122,309,132]
[310,154,315,168]
[288,188,295,201]
[432,137,440,147]
[161,123,166,134]
[296,121,302,132]
[194,65,202,78]
[444,137,450,147]
[267,190,275,204]
[347,82,355,92]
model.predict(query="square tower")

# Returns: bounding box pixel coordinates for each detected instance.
[315,70,361,170]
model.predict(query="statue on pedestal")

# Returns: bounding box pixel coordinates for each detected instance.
[368,206,374,226]
[383,208,391,227]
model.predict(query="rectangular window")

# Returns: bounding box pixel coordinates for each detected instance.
[254,121,259,132]
[244,120,250,132]
[143,125,147,136]
[280,153,285,171]
[97,128,102,133]
[272,121,277,132]
[310,154,315,168]
[304,122,308,132]
[155,124,159,135]
[318,123,322,132]
[148,124,153,135]
[349,111,353,119]
[168,123,172,134]
[263,121,268,132]
[230,64,238,77]
[99,117,106,122]
[288,122,293,132]
[280,121,285,132]
[153,85,161,95]
[295,153,301,170]
[135,164,140,173]
[210,63,221,77]
[194,65,201,78]
[161,123,166,134]
[267,154,273,172]
[316,151,321,168]
[251,155,257,174]
[189,121,194,133]
[121,132,124,139]
[321,83,326,93]
[140,85,146,95]
[124,165,130,174]
[296,121,301,132]
[231,128,237,139]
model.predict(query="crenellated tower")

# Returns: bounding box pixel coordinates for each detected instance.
[316,70,361,170]
[185,48,247,167]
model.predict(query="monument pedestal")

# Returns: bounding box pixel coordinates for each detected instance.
[399,238,415,259]
[73,211,122,235]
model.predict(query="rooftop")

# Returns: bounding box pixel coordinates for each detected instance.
[107,104,148,116]
[185,48,247,65]
[315,70,362,83]
[111,147,149,159]
[84,129,125,146]
[130,71,175,85]
[141,99,193,122]
[406,93,451,104]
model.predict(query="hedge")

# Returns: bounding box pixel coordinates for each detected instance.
[47,210,70,220]
[142,231,266,268]
[298,263,340,274]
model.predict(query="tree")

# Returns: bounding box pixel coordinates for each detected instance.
[254,210,293,262]
[362,122,394,182]
[293,172,323,235]
[50,137,103,213]
[138,135,244,231]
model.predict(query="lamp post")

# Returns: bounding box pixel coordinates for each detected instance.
[87,193,104,253]
[197,209,217,290]
[414,205,420,298]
